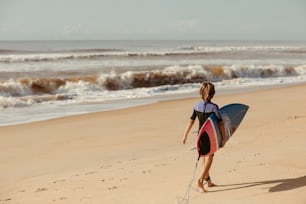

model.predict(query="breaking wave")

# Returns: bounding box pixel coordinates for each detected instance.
[1,64,305,97]
[1,63,306,110]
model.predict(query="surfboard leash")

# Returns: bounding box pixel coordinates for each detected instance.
[176,157,200,204]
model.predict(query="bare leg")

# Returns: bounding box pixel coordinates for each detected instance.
[205,155,216,187]
[197,157,207,193]
[197,179,207,193]
[197,155,213,192]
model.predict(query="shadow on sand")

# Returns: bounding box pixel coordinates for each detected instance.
[210,175,306,193]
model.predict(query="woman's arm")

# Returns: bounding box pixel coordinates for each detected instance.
[182,119,195,144]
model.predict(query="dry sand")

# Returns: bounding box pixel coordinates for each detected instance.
[0,84,306,204]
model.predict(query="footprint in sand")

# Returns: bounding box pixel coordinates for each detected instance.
[53,179,66,184]
[142,170,152,174]
[108,186,118,190]
[100,165,112,169]
[154,163,167,167]
[288,115,306,120]
[35,187,48,192]
[84,171,95,175]
[253,153,261,157]
[53,197,67,202]
[228,169,236,173]
[1,198,12,202]
[120,177,128,182]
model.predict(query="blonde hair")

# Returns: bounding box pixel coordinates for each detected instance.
[199,81,215,101]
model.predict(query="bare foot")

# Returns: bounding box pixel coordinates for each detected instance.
[207,181,216,187]
[197,179,207,193]
[205,176,217,187]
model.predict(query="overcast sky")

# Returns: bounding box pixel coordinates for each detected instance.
[0,0,305,41]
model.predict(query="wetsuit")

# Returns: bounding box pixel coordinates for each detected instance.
[190,100,222,156]
[190,100,222,130]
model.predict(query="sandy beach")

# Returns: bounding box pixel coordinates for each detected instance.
[1,84,306,204]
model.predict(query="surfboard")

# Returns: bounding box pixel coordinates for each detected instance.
[197,103,249,156]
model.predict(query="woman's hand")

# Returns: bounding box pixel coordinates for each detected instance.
[182,135,187,144]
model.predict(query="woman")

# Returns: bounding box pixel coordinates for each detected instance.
[182,81,225,193]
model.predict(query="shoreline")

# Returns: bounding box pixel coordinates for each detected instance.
[1,81,305,127]
[1,83,306,204]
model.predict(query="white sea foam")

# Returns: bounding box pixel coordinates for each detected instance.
[0,64,305,104]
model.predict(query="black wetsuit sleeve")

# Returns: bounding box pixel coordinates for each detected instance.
[190,109,197,120]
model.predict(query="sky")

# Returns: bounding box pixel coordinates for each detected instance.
[0,0,306,41]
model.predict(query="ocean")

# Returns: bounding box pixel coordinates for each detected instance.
[1,40,306,126]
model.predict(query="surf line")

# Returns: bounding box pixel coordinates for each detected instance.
[176,156,200,204]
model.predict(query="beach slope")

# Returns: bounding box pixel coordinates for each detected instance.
[1,84,306,204]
